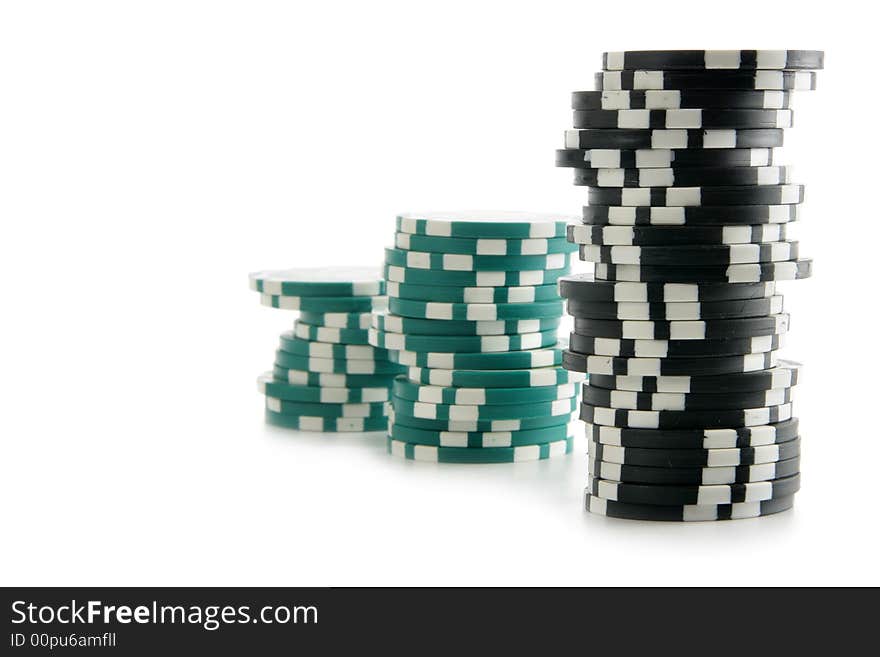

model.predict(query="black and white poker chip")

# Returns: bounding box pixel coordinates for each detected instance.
[567,223,787,246]
[572,314,790,340]
[558,274,777,302]
[572,108,793,129]
[564,351,778,376]
[602,50,824,71]
[556,147,773,169]
[586,417,800,448]
[565,128,784,150]
[587,184,804,207]
[581,383,794,411]
[569,333,784,358]
[595,70,817,91]
[572,89,794,110]
[571,165,792,188]
[582,204,799,226]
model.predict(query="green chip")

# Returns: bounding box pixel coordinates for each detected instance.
[258,373,389,403]
[279,332,389,360]
[272,365,396,389]
[292,321,371,345]
[385,247,572,272]
[386,281,561,304]
[297,312,374,329]
[266,396,387,418]
[390,395,577,421]
[373,313,560,336]
[392,377,578,405]
[388,343,565,369]
[384,264,569,287]
[404,365,585,388]
[368,327,559,353]
[393,232,577,255]
[274,351,404,375]
[266,409,387,432]
[395,212,571,239]
[387,422,573,447]
[260,293,387,313]
[389,407,574,432]
[386,435,574,463]
[389,297,564,321]
[249,266,384,296]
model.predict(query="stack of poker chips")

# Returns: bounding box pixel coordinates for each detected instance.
[556,50,822,521]
[249,266,404,432]
[370,212,585,463]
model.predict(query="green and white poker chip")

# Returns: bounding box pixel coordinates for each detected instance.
[249,266,384,297]
[404,365,585,388]
[272,365,396,389]
[372,313,560,336]
[260,293,387,313]
[368,327,559,353]
[266,409,387,433]
[292,321,371,345]
[384,264,569,287]
[279,332,388,360]
[389,297,564,321]
[274,351,404,375]
[388,407,575,433]
[297,312,374,329]
[387,421,574,447]
[386,435,574,463]
[390,395,577,421]
[385,247,572,272]
[395,211,572,239]
[386,281,561,304]
[388,343,565,369]
[258,373,389,403]
[392,377,577,405]
[266,396,387,418]
[393,232,577,256]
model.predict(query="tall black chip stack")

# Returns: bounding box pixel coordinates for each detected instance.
[556,50,823,521]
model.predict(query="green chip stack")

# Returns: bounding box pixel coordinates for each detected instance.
[372,212,586,462]
[249,266,404,432]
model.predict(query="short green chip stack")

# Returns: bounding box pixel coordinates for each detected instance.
[249,266,404,432]
[373,211,586,462]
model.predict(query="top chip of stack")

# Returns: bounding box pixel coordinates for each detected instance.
[556,49,822,520]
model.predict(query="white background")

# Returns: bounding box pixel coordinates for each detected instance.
[2,0,879,586]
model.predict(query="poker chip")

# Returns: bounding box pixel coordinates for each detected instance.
[395,211,572,238]
[586,417,800,449]
[587,361,800,393]
[389,343,565,369]
[563,351,778,376]
[564,128,784,150]
[601,50,824,71]
[388,407,575,433]
[589,455,801,485]
[558,274,777,302]
[556,147,774,169]
[572,314,790,340]
[392,377,578,405]
[393,232,577,255]
[581,383,794,411]
[250,267,402,431]
[368,326,560,353]
[388,297,564,321]
[594,260,812,283]
[392,395,577,421]
[587,473,801,506]
[569,333,784,358]
[587,184,804,207]
[584,493,795,521]
[572,90,794,110]
[566,295,784,320]
[387,281,561,303]
[388,421,574,448]
[249,266,384,296]
[405,366,584,388]
[570,165,792,188]
[572,108,794,129]
[372,312,560,336]
[583,203,799,225]
[384,247,572,272]
[567,223,787,245]
[387,435,574,463]
[595,70,817,91]
[582,400,795,429]
[588,437,800,466]
[384,264,568,287]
